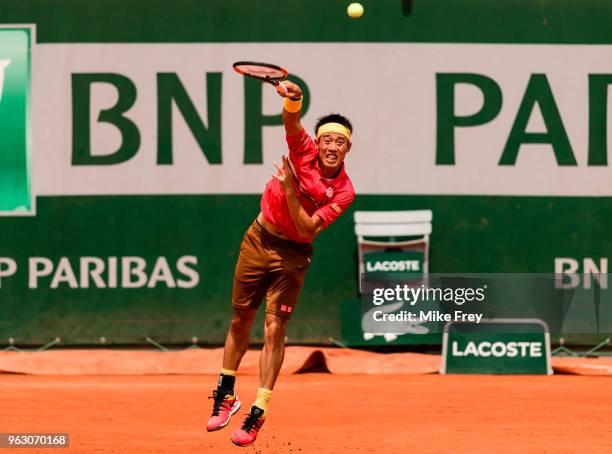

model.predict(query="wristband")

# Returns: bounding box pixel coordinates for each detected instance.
[283,96,303,113]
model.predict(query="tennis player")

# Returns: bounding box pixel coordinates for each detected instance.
[206,80,355,447]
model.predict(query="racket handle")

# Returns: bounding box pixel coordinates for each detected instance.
[278,81,288,93]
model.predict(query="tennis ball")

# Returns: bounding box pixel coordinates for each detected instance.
[347,3,364,19]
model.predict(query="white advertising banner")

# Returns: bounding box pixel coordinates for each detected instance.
[32,43,612,196]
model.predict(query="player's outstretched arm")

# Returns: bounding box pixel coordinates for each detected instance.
[272,155,324,240]
[276,81,303,136]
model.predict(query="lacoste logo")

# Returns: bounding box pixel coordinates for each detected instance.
[0,59,11,103]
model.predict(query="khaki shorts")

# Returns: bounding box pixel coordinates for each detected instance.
[232,220,313,319]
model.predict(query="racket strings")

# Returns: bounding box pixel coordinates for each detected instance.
[241,66,282,76]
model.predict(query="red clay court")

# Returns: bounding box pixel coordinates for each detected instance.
[2,348,612,453]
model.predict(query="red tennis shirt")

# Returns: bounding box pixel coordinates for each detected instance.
[260,128,355,243]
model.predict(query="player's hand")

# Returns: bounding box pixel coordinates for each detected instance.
[276,80,302,99]
[271,155,295,194]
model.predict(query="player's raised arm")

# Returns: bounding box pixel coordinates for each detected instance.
[275,80,303,136]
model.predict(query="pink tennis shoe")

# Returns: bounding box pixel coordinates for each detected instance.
[206,390,241,432]
[231,406,266,447]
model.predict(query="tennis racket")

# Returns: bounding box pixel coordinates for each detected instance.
[232,61,289,93]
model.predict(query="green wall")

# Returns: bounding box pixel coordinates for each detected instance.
[0,195,609,344]
[3,0,612,44]
[0,0,610,345]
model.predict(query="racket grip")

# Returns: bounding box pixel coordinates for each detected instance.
[278,81,289,93]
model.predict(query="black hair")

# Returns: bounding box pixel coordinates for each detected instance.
[314,113,353,136]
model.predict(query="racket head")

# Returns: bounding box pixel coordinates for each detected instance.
[232,61,288,85]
